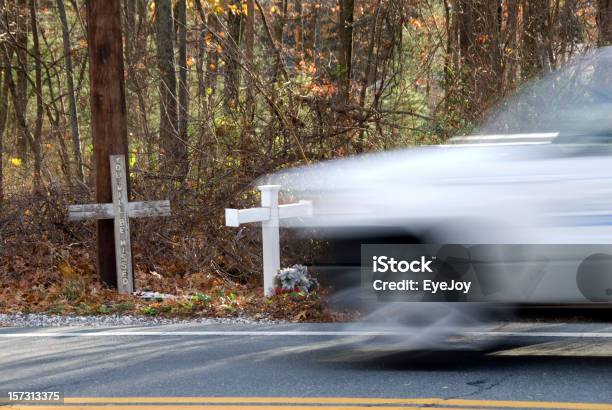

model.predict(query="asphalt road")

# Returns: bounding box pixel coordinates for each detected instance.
[1,322,612,409]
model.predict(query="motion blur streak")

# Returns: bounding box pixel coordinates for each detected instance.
[261,48,612,347]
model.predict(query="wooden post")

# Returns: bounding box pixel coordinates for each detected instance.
[260,185,281,296]
[86,0,129,288]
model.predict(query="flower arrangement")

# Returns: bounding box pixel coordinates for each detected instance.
[274,264,318,294]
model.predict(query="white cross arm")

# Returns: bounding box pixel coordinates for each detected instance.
[278,200,313,219]
[68,200,171,221]
[225,200,312,227]
[225,207,270,227]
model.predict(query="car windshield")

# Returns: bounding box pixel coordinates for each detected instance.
[479,47,612,144]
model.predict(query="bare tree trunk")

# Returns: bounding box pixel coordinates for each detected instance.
[359,0,380,108]
[597,0,612,46]
[244,0,254,117]
[122,0,139,72]
[503,0,520,91]
[456,0,503,121]
[0,74,5,206]
[224,1,241,111]
[155,0,181,178]
[195,5,206,109]
[175,0,189,180]
[0,0,7,206]
[355,0,380,152]
[0,57,8,207]
[443,0,453,101]
[337,0,355,104]
[29,0,43,194]
[122,0,137,147]
[522,0,549,79]
[15,0,28,161]
[272,0,287,81]
[304,1,318,63]
[57,0,84,183]
[204,14,220,103]
[5,58,34,184]
[557,0,577,65]
[37,30,73,187]
[193,0,214,185]
[194,0,219,112]
[293,0,303,58]
[241,0,255,170]
[130,0,153,169]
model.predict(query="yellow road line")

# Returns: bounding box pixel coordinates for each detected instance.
[491,340,612,357]
[66,397,612,408]
[3,406,480,410]
[69,397,441,404]
[2,398,611,410]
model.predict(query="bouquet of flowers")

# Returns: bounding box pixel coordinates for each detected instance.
[274,264,318,294]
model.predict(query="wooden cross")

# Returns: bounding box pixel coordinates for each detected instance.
[226,185,313,296]
[68,155,171,294]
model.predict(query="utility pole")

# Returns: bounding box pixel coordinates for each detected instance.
[86,0,130,289]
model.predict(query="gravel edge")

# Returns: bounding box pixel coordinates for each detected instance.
[0,313,287,327]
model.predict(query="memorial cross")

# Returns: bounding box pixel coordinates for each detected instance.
[68,155,171,294]
[225,185,313,296]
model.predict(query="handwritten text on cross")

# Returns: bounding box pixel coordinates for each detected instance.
[68,155,171,294]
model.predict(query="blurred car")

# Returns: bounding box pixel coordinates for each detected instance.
[266,48,612,306]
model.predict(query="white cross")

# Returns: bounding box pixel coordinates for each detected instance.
[225,185,313,296]
[68,155,171,294]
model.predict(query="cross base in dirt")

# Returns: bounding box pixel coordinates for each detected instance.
[68,155,171,294]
